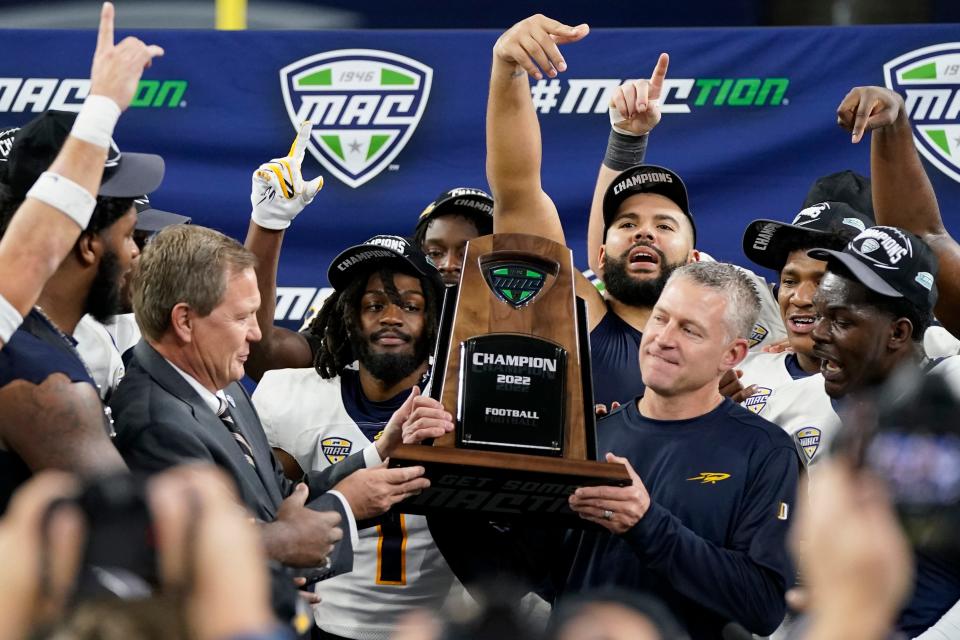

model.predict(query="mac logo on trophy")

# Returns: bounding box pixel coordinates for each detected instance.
[483,262,548,307]
[390,233,628,526]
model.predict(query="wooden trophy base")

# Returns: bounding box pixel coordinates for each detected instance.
[389,444,630,528]
[398,233,629,528]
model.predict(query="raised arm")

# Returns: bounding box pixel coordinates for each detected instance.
[487,14,587,241]
[838,86,960,337]
[587,55,669,276]
[0,2,162,349]
[244,222,313,380]
[487,16,615,328]
[244,121,324,381]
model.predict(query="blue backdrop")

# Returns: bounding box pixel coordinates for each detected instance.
[0,25,958,324]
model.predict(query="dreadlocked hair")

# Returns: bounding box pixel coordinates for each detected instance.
[306,266,441,379]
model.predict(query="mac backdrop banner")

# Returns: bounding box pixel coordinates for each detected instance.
[0,25,957,327]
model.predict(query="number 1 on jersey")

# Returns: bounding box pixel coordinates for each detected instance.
[376,513,407,585]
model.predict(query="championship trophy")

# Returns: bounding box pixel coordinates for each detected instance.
[389,234,629,526]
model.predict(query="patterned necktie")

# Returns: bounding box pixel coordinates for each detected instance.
[217,396,257,469]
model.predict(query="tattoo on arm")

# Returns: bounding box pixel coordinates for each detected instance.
[0,374,125,474]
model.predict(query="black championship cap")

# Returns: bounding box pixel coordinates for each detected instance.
[809,226,939,312]
[803,170,874,218]
[602,164,695,243]
[743,201,874,271]
[1,111,164,199]
[415,187,493,235]
[327,234,444,293]
[133,195,191,232]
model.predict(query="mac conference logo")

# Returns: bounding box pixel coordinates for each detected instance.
[279,49,433,188]
[743,387,772,415]
[483,263,548,308]
[795,427,822,463]
[321,437,352,464]
[884,44,960,184]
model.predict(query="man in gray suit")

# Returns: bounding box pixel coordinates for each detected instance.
[110,224,436,574]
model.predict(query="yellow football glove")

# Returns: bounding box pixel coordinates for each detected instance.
[250,120,324,230]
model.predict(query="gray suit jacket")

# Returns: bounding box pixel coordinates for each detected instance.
[110,340,362,575]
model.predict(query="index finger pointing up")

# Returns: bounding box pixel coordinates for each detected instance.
[650,53,669,92]
[96,2,115,55]
[288,120,313,163]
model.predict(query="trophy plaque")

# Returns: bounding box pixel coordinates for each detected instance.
[389,234,629,527]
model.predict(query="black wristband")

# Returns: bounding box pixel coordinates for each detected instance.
[603,130,649,172]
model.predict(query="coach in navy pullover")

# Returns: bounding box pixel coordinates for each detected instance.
[567,262,800,639]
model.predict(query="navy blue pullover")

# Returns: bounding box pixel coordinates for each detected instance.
[561,397,800,639]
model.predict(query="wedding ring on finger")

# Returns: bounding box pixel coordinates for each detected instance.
[602,509,613,520]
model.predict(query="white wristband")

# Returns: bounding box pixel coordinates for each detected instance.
[70,95,121,149]
[609,101,660,136]
[26,172,97,229]
[0,293,23,345]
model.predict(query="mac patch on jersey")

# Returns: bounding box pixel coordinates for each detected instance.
[748,323,769,348]
[280,49,433,188]
[794,427,822,463]
[321,437,353,464]
[743,387,772,415]
[884,44,960,184]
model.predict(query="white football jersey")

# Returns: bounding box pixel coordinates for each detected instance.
[738,266,789,351]
[102,312,141,355]
[738,352,796,404]
[759,373,840,467]
[253,368,459,640]
[74,314,125,399]
[74,313,142,400]
[925,325,960,358]
[738,352,840,467]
